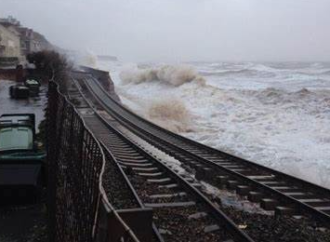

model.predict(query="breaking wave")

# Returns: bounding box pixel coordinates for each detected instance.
[120,65,206,86]
[200,69,276,78]
[322,70,330,75]
[146,98,193,133]
[100,60,330,188]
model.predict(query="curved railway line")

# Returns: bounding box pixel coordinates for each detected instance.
[95,113,252,242]
[73,72,330,241]
[72,76,253,241]
[81,75,330,223]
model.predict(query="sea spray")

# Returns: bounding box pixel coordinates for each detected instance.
[146,97,193,133]
[120,65,206,86]
[101,60,330,188]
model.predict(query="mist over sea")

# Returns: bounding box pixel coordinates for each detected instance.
[94,59,330,188]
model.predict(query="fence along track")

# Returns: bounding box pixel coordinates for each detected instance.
[74,77,254,242]
[70,76,163,242]
[81,75,330,226]
[46,81,139,242]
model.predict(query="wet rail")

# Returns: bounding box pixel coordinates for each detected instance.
[73,76,254,242]
[80,74,330,227]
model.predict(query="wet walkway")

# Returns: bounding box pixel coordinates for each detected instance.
[0,80,47,129]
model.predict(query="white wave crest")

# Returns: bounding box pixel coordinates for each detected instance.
[120,65,206,86]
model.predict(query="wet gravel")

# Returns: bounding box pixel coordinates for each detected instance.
[153,206,226,242]
[101,150,140,209]
[221,205,330,242]
[128,174,189,203]
[71,76,330,241]
[126,172,230,241]
[198,188,330,242]
[0,80,47,129]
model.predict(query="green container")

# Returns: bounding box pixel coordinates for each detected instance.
[0,114,46,203]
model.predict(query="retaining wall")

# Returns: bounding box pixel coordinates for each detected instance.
[80,66,120,102]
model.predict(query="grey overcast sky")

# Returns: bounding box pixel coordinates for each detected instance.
[0,0,329,62]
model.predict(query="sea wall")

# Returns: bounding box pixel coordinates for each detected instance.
[0,66,25,81]
[80,66,120,102]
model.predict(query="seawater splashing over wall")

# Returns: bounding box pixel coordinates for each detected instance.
[146,97,193,133]
[120,65,206,86]
[97,60,330,188]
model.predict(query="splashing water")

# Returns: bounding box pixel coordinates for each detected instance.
[120,65,206,86]
[97,60,330,188]
[146,97,193,133]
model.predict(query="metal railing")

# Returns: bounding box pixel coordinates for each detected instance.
[46,81,139,242]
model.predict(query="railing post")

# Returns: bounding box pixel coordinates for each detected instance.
[46,80,140,242]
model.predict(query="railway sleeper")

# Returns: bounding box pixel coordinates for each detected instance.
[248,191,263,202]
[246,175,276,180]
[110,149,139,155]
[260,180,286,186]
[315,206,330,212]
[226,180,240,190]
[216,176,229,188]
[158,184,179,189]
[115,154,146,160]
[191,183,202,188]
[275,206,296,216]
[184,177,195,182]
[284,192,311,199]
[107,145,134,150]
[236,185,251,196]
[117,158,150,163]
[107,144,133,149]
[148,192,187,199]
[188,212,208,220]
[305,201,330,207]
[267,186,299,192]
[138,172,163,177]
[147,178,172,184]
[204,224,220,233]
[118,161,153,167]
[132,167,159,172]
[144,201,196,208]
[261,198,277,210]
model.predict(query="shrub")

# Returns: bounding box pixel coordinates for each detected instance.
[27,50,71,90]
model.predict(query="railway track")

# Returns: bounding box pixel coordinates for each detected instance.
[72,76,254,241]
[80,74,330,228]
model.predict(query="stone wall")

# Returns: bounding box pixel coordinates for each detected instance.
[80,66,120,102]
[0,66,25,81]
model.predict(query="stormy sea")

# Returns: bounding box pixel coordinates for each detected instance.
[94,59,330,188]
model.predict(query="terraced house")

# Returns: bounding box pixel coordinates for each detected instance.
[0,23,22,66]
[0,16,52,67]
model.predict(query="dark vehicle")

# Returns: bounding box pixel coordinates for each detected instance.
[9,84,30,99]
[0,114,46,204]
[25,79,40,97]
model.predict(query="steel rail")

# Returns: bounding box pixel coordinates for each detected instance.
[82,75,330,225]
[74,76,255,242]
[49,79,140,242]
[72,77,164,242]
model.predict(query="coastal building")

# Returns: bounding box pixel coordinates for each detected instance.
[16,27,52,55]
[0,16,52,66]
[1,16,52,54]
[0,23,22,66]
